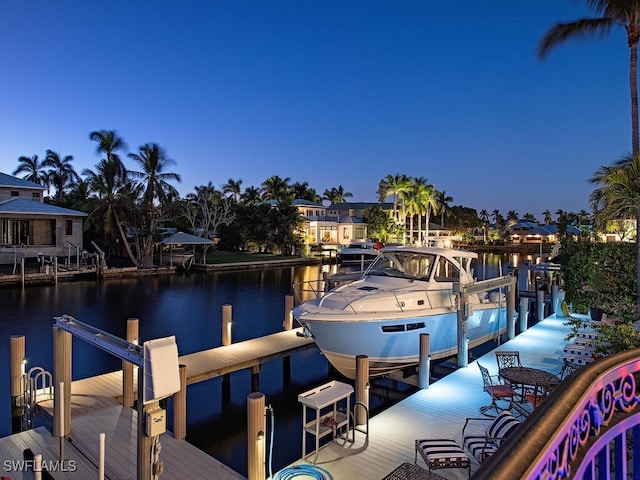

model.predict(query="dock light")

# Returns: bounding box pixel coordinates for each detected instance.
[21,358,26,375]
[257,431,264,440]
[365,382,370,391]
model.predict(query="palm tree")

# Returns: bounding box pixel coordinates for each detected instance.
[43,150,79,202]
[90,129,127,161]
[128,143,181,209]
[590,152,640,311]
[539,2,640,154]
[412,177,438,244]
[13,154,48,186]
[523,212,538,223]
[436,190,453,227]
[240,186,262,206]
[507,210,519,226]
[291,181,320,202]
[542,209,552,225]
[378,174,411,224]
[83,158,137,264]
[128,143,181,267]
[323,185,353,204]
[261,176,291,202]
[222,178,243,203]
[479,209,489,242]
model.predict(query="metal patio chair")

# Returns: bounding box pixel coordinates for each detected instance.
[478,362,516,416]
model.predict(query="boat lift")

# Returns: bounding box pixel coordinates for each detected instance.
[453,275,516,367]
[53,315,180,480]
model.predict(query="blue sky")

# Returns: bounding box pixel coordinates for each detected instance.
[0,1,632,219]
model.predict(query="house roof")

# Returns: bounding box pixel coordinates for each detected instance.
[293,199,324,207]
[327,202,394,211]
[0,198,87,216]
[160,231,214,245]
[0,172,47,190]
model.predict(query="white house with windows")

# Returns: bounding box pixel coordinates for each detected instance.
[0,172,87,260]
[293,200,368,247]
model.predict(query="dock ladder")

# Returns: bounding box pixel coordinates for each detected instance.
[19,366,53,430]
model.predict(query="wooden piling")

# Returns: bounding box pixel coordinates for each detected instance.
[419,334,430,389]
[10,335,25,433]
[222,304,232,346]
[123,318,138,408]
[53,326,71,437]
[173,365,187,440]
[247,392,265,480]
[551,284,558,315]
[20,257,25,289]
[284,295,294,331]
[53,256,58,285]
[355,355,369,426]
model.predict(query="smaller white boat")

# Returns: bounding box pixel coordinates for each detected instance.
[337,242,382,264]
[162,249,194,269]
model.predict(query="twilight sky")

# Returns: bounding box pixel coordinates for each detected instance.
[0,1,632,219]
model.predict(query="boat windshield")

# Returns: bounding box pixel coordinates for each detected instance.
[365,251,436,281]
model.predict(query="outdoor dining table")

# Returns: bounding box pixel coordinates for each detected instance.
[499,366,560,402]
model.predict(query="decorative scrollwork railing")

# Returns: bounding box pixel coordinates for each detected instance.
[475,347,640,480]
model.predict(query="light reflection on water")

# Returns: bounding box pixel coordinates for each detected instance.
[0,253,511,476]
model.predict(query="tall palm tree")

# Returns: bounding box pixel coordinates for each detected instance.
[261,176,291,202]
[378,174,411,224]
[542,209,553,225]
[128,143,181,209]
[539,2,640,154]
[89,129,127,175]
[13,154,48,186]
[222,178,243,203]
[128,143,181,267]
[83,158,137,265]
[590,152,640,311]
[507,210,519,226]
[436,190,453,227]
[411,177,438,244]
[43,150,79,202]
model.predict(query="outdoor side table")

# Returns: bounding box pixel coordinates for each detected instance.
[298,380,354,463]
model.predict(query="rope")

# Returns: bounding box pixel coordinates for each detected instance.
[273,464,334,480]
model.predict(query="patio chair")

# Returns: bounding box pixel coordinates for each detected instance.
[478,362,516,416]
[526,382,558,410]
[557,358,581,380]
[462,409,521,464]
[495,350,522,370]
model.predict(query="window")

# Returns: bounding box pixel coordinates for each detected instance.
[434,257,460,282]
[65,220,73,235]
[32,192,41,199]
[10,191,18,197]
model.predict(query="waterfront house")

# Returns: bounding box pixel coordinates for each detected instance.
[293,199,368,248]
[0,172,87,263]
[509,221,580,244]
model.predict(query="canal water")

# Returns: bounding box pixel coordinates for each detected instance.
[0,253,515,476]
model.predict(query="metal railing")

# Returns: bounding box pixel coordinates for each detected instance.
[475,347,640,479]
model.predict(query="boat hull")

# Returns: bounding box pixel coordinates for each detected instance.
[296,304,506,379]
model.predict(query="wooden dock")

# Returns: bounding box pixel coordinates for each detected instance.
[0,408,245,480]
[37,327,315,419]
[3,327,314,480]
[284,313,575,480]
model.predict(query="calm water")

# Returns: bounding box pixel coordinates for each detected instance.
[0,253,514,476]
